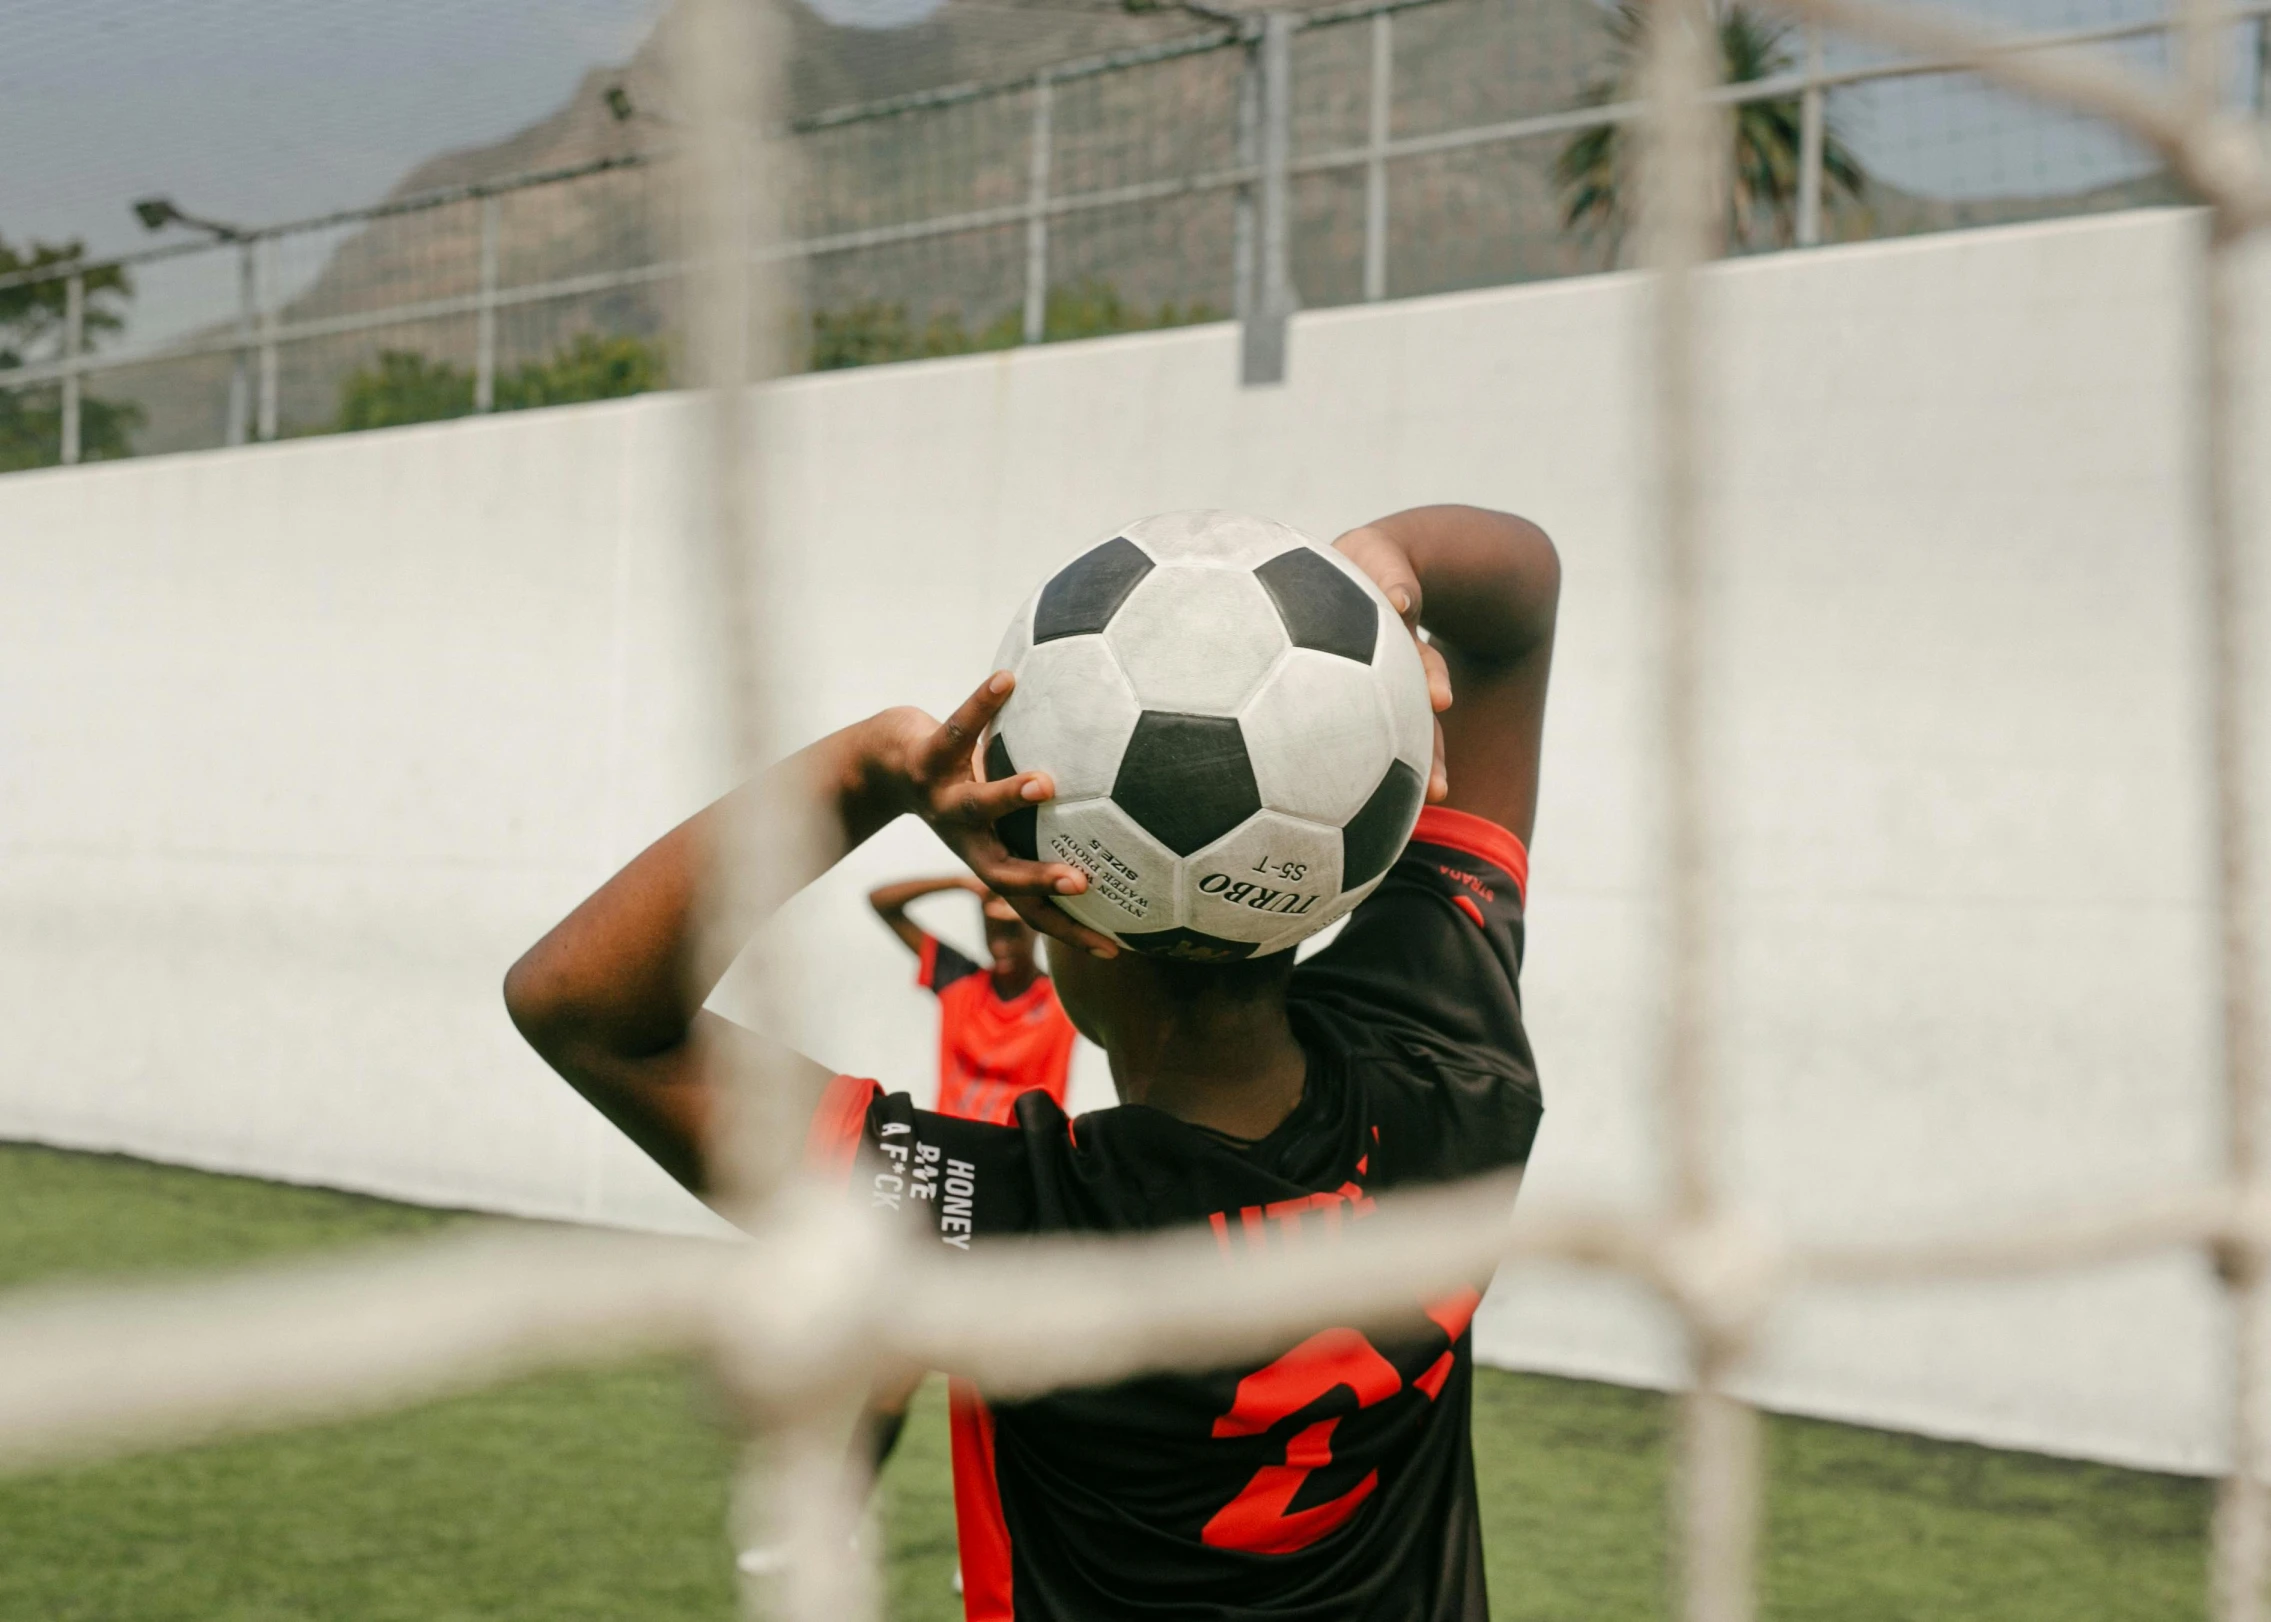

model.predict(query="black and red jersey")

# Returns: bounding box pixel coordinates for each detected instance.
[808,806,1542,1621]
[915,933,1078,1125]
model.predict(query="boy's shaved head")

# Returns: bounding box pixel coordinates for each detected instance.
[1044,936,1296,1050]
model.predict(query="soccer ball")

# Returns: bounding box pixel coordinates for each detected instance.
[982,510,1433,962]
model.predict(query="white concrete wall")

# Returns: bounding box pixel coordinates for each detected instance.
[3,207,2263,1472]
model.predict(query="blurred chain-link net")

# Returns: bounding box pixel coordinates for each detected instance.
[7,0,2267,468]
[3,1,2271,1622]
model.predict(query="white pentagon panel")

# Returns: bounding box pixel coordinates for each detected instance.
[1375,611,1435,775]
[1241,646,1397,826]
[992,590,1037,678]
[1122,509,1319,571]
[995,635,1140,802]
[1038,797,1183,940]
[1178,811,1344,947]
[1106,563,1287,714]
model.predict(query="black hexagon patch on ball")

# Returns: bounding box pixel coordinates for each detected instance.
[983,731,1038,862]
[1118,926,1258,963]
[1112,712,1261,856]
[1255,547,1378,663]
[1342,758,1425,889]
[1034,537,1155,643]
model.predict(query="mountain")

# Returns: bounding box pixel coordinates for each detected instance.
[95,0,2188,454]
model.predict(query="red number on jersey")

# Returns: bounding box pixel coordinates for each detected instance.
[1201,1327,1401,1555]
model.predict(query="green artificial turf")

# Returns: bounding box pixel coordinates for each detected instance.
[0,1142,2215,1620]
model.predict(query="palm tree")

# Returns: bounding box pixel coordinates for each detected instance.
[1555,1,1867,262]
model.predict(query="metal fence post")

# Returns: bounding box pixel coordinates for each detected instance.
[1796,23,1826,247]
[2257,14,2270,115]
[1232,36,1259,333]
[475,194,501,412]
[227,240,254,447]
[60,272,83,466]
[1241,11,1294,387]
[256,238,279,441]
[1023,75,1056,346]
[1363,9,1393,303]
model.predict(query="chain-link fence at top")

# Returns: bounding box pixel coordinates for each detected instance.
[1,0,2262,473]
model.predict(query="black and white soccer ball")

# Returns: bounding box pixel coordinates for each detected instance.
[982,510,1433,963]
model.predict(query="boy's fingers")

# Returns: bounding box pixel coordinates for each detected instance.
[967,850,1118,956]
[1004,893,1119,958]
[941,771,1052,827]
[975,852,1087,900]
[1417,639,1453,714]
[928,672,1015,772]
[1385,569,1424,631]
[1428,717,1450,804]
[1336,529,1423,630]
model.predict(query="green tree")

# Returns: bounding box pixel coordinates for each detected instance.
[496,333,667,409]
[0,236,142,472]
[1555,1,1867,261]
[809,301,996,371]
[809,279,1223,373]
[334,334,667,432]
[335,351,475,431]
[980,278,1224,346]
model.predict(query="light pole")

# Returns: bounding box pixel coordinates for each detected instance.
[134,196,261,446]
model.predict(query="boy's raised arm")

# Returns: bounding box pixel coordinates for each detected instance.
[502,682,1105,1198]
[1337,505,1560,846]
[869,874,986,956]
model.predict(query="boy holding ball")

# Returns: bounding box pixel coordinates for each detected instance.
[505,504,1558,1620]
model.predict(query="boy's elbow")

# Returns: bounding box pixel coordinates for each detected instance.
[1461,508,1560,656]
[1520,519,1561,638]
[502,948,573,1060]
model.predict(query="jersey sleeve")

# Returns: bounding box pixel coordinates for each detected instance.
[805,1073,1037,1248]
[916,933,983,995]
[1291,804,1536,1099]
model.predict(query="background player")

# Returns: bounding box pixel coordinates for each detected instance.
[864,875,1078,1588]
[504,505,1557,1620]
[868,875,1077,1126]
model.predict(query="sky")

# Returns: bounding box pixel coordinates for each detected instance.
[0,0,2225,257]
[0,0,671,261]
[0,0,2255,349]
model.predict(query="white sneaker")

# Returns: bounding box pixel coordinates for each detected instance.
[737,1533,860,1577]
[952,1562,964,1594]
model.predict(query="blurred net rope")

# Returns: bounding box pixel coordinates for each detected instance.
[3,2,2271,1622]
[5,0,2271,460]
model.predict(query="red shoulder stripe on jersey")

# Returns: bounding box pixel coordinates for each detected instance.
[948,1379,1014,1621]
[1411,805,1529,901]
[1414,1349,1455,1400]
[803,1073,879,1185]
[916,931,941,990]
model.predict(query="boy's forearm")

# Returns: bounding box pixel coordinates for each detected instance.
[1339,504,1558,842]
[1361,505,1559,665]
[869,874,980,916]
[506,675,1097,1200]
[506,709,927,1067]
